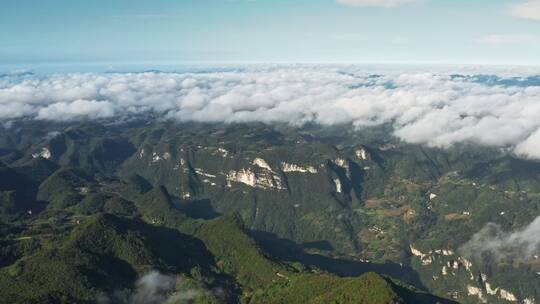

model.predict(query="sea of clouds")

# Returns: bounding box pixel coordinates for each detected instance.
[2,65,540,158]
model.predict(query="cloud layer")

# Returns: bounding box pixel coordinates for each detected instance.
[2,66,540,158]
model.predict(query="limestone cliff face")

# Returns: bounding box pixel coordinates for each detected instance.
[32,147,51,159]
[226,168,284,190]
[410,244,528,304]
[253,158,273,171]
[281,162,318,174]
[226,158,286,190]
[355,148,370,161]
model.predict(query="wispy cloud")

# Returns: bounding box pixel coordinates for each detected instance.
[336,0,418,8]
[460,217,540,264]
[509,0,540,20]
[97,271,222,304]
[478,33,540,45]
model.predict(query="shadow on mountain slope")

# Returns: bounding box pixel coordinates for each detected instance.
[252,230,428,291]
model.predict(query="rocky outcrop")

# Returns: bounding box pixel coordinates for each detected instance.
[32,147,51,159]
[217,147,229,157]
[467,285,487,303]
[410,245,453,266]
[499,289,517,302]
[151,151,171,162]
[355,148,370,160]
[195,168,217,178]
[281,162,318,174]
[334,178,342,193]
[226,168,285,190]
[412,243,528,303]
[253,158,273,171]
[334,158,348,168]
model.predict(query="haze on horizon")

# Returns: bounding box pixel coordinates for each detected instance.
[1,0,540,69]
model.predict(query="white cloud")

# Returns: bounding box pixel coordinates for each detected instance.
[478,33,540,45]
[460,216,540,263]
[510,0,540,20]
[97,270,216,304]
[514,129,540,159]
[336,0,417,7]
[36,99,115,121]
[2,67,540,159]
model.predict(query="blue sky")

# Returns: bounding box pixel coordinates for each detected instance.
[1,0,540,67]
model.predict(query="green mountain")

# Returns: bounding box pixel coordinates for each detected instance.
[1,119,539,303]
[0,209,446,304]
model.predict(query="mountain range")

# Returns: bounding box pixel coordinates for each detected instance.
[1,119,539,303]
